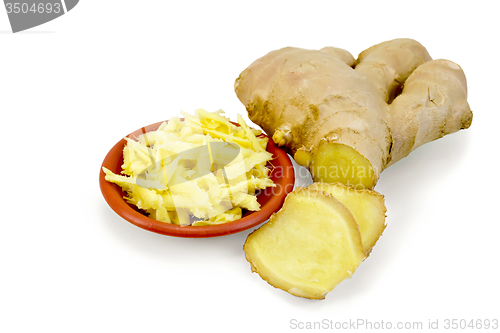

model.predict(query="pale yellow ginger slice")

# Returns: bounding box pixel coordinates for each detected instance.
[307,182,386,253]
[244,187,365,300]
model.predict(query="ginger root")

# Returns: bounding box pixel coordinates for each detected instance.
[235,39,472,188]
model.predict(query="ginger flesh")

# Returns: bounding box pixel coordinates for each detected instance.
[244,187,366,299]
[307,182,386,253]
[309,142,375,189]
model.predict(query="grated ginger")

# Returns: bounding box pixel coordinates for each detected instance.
[103,109,275,226]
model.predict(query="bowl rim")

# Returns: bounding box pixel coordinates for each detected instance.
[99,119,295,238]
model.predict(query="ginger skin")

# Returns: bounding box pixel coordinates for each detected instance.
[234,39,472,188]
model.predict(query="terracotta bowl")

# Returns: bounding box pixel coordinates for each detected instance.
[99,120,295,238]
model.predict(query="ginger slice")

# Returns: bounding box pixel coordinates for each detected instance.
[243,187,365,299]
[307,182,386,253]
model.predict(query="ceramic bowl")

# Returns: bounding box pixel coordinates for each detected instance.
[99,120,295,237]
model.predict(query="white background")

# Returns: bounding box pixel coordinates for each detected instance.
[1,1,499,332]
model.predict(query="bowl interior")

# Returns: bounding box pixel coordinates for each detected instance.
[99,120,295,238]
